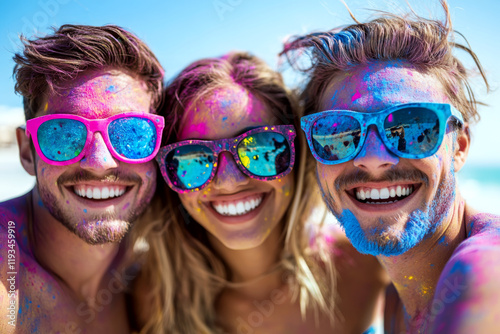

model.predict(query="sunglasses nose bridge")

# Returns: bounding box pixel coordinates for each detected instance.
[80,132,119,171]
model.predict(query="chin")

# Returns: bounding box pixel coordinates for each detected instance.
[68,217,130,245]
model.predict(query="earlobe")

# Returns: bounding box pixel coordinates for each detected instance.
[453,124,470,173]
[16,127,36,176]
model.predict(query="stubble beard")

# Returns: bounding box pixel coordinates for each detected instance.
[37,176,154,246]
[318,165,456,256]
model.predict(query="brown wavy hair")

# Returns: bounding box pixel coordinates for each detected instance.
[280,0,489,126]
[13,24,164,120]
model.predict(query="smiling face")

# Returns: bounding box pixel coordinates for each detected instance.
[316,61,466,256]
[30,68,157,244]
[176,84,294,250]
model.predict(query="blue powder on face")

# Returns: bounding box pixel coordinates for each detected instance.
[329,161,457,256]
[449,260,472,275]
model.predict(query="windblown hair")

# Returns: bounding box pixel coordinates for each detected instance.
[13,24,164,120]
[133,52,336,333]
[280,0,489,125]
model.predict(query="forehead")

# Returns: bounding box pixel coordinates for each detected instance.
[40,68,152,118]
[319,61,450,112]
[178,84,275,140]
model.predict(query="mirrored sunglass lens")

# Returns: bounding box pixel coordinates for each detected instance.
[109,117,157,159]
[165,145,214,190]
[38,119,87,161]
[384,108,440,156]
[237,132,291,177]
[311,115,361,161]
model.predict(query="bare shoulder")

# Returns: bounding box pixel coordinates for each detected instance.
[313,222,388,334]
[429,210,500,333]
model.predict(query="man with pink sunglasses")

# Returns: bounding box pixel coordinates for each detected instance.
[0,25,164,333]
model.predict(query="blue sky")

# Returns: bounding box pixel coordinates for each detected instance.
[1,0,498,166]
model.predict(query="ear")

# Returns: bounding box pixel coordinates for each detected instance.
[453,124,470,173]
[16,126,36,176]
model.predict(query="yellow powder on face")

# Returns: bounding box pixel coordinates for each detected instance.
[420,285,431,295]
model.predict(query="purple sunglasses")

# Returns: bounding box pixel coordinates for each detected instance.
[156,125,296,193]
[26,112,165,166]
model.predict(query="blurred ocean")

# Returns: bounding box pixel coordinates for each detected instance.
[0,145,499,215]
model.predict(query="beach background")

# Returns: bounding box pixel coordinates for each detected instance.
[0,0,498,214]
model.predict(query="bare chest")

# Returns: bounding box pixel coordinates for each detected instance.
[13,257,130,334]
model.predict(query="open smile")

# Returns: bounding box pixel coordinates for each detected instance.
[206,192,269,223]
[211,193,264,216]
[73,184,128,200]
[64,182,135,207]
[345,183,421,211]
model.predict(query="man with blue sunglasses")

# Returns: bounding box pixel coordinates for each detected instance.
[283,3,499,334]
[0,25,164,332]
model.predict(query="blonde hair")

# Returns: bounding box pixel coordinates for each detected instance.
[280,0,489,125]
[132,52,336,333]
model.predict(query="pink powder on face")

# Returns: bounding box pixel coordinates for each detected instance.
[183,122,210,137]
[352,90,362,102]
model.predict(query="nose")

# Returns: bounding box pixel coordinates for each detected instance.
[353,125,399,173]
[80,132,119,172]
[211,152,250,191]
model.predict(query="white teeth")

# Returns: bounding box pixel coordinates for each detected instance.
[355,185,415,203]
[236,202,245,215]
[74,185,126,200]
[359,190,366,200]
[228,204,237,215]
[380,188,390,199]
[213,196,263,216]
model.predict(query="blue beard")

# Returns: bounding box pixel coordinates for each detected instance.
[327,166,456,257]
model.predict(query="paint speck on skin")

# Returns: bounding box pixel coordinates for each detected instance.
[351,90,361,102]
[222,116,228,121]
[449,260,472,275]
[106,85,116,93]
[37,200,44,208]
[122,203,130,210]
[83,209,87,213]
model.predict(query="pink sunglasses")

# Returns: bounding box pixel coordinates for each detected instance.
[26,112,165,166]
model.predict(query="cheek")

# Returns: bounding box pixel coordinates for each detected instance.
[178,193,200,215]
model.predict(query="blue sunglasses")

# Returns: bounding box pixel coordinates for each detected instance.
[300,102,464,165]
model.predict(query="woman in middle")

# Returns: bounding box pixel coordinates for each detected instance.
[134,52,388,333]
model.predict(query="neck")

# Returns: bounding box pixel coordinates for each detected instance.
[210,223,285,299]
[378,196,467,331]
[30,188,121,301]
